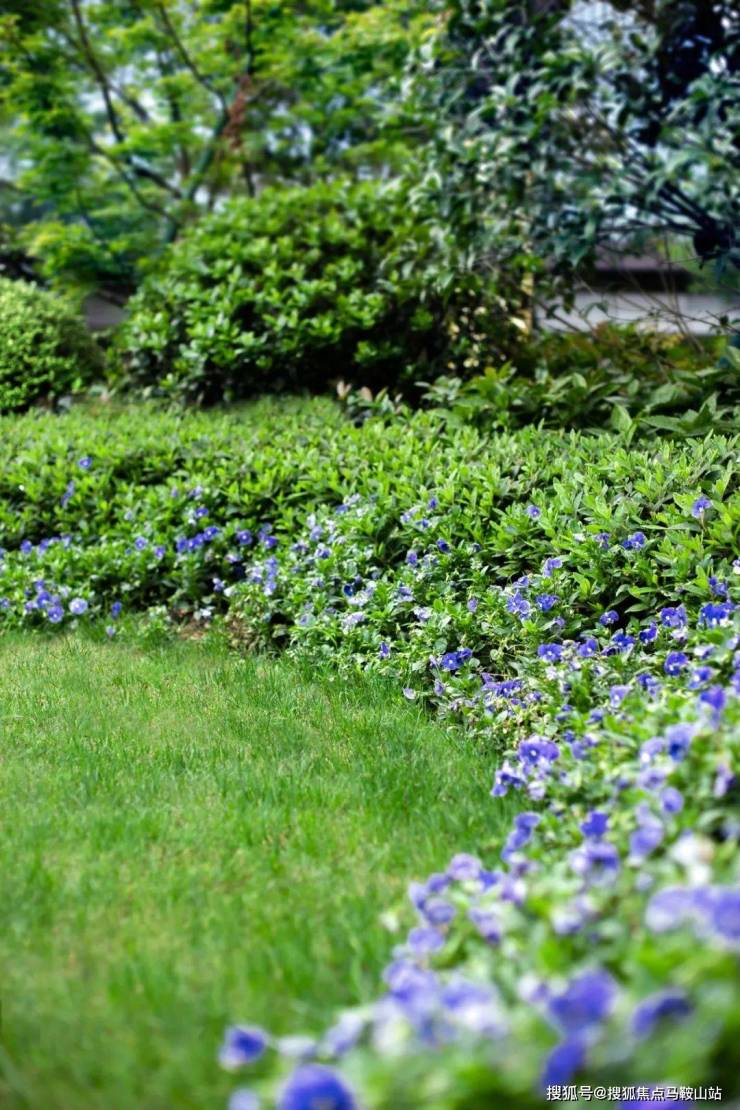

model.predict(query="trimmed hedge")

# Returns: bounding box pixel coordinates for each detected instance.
[0,278,101,412]
[114,179,508,403]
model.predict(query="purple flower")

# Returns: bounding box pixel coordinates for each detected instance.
[111,601,122,618]
[219,1025,268,1068]
[664,651,688,676]
[660,787,684,814]
[699,601,734,627]
[379,641,390,659]
[407,926,445,954]
[580,811,608,839]
[639,622,658,644]
[134,536,148,551]
[691,495,712,518]
[631,990,691,1038]
[699,685,726,722]
[622,531,647,550]
[594,532,611,549]
[60,480,75,508]
[536,593,559,612]
[69,598,88,616]
[526,504,541,519]
[467,596,478,613]
[547,969,617,1035]
[77,456,92,470]
[194,506,209,519]
[600,609,619,626]
[436,539,450,553]
[537,643,563,663]
[402,687,416,700]
[20,540,33,555]
[540,1039,585,1088]
[228,1091,260,1110]
[277,1064,358,1110]
[47,603,64,623]
[708,888,740,946]
[620,1093,691,1110]
[447,853,482,881]
[542,557,563,578]
[665,723,694,761]
[659,605,687,629]
[236,530,253,546]
[507,592,531,619]
[577,637,598,657]
[154,544,166,559]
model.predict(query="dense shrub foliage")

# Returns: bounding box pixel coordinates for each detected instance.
[418,332,740,438]
[114,180,507,403]
[0,399,737,1106]
[0,278,101,413]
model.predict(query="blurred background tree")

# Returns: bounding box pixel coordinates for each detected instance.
[0,0,431,294]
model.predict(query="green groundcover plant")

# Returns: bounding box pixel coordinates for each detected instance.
[0,277,101,413]
[0,398,737,1106]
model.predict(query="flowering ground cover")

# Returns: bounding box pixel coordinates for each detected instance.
[0,634,505,1108]
[0,398,738,1107]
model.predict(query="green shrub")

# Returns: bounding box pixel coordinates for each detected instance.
[0,278,102,412]
[114,179,509,403]
[419,326,740,437]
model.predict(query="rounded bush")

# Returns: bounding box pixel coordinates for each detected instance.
[116,179,504,403]
[0,278,102,412]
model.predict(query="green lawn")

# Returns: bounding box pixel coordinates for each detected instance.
[0,635,510,1109]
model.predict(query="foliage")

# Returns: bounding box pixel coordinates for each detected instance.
[418,329,740,438]
[0,277,102,412]
[114,178,508,403]
[0,636,502,1106]
[404,0,740,317]
[0,0,430,290]
[0,398,737,1104]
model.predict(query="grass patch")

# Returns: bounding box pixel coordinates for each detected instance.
[0,634,509,1109]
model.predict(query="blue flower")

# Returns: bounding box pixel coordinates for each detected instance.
[699,685,726,722]
[664,651,688,676]
[537,643,563,663]
[698,601,733,626]
[378,642,390,659]
[60,480,75,508]
[77,456,92,470]
[660,787,684,814]
[20,540,33,555]
[277,1065,358,1110]
[219,1025,268,1069]
[526,504,541,519]
[447,853,482,881]
[47,603,64,623]
[638,621,657,643]
[536,593,559,612]
[622,531,646,550]
[594,531,611,549]
[406,550,418,566]
[577,637,598,657]
[580,811,608,839]
[542,557,563,578]
[599,609,619,626]
[547,969,617,1035]
[631,990,691,1039]
[134,536,148,550]
[236,530,253,546]
[691,495,712,518]
[467,596,478,613]
[69,598,88,616]
[228,1090,260,1110]
[540,1039,585,1088]
[436,539,450,553]
[507,592,531,619]
[111,601,122,618]
[659,605,687,628]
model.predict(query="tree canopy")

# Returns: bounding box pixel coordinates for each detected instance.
[0,1,430,291]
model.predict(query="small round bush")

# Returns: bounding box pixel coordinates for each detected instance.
[115,179,506,403]
[0,278,102,412]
